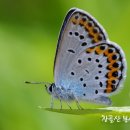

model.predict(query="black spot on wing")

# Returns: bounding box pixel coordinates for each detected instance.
[68,49,75,53]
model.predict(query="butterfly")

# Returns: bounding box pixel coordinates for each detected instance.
[25,8,127,109]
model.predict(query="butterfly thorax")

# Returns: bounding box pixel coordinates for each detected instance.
[46,83,75,101]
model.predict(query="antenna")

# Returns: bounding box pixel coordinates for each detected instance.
[24,81,51,86]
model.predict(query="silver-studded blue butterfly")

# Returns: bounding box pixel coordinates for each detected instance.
[26,8,127,109]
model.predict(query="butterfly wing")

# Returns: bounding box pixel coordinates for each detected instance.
[66,42,126,103]
[54,8,126,105]
[54,8,108,87]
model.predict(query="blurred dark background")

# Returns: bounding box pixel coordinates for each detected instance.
[0,0,130,130]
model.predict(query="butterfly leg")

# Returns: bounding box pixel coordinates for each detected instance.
[55,94,63,109]
[75,100,83,110]
[74,96,83,109]
[50,95,54,109]
[59,99,62,110]
[65,101,72,109]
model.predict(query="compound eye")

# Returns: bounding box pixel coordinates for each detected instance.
[49,85,52,92]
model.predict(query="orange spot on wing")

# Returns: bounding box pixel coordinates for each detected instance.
[107,68,119,79]
[107,61,118,70]
[104,49,114,56]
[107,78,117,84]
[86,47,95,53]
[93,35,100,42]
[106,78,117,93]
[95,46,105,54]
[106,85,112,93]
[107,53,117,62]
[71,17,78,24]
[79,19,85,26]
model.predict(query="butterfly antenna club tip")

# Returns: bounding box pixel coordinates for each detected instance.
[25,81,31,84]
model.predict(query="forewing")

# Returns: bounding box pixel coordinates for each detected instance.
[54,8,108,87]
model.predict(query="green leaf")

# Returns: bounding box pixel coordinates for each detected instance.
[39,106,130,115]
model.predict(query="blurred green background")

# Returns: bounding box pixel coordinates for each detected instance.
[0,0,130,130]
